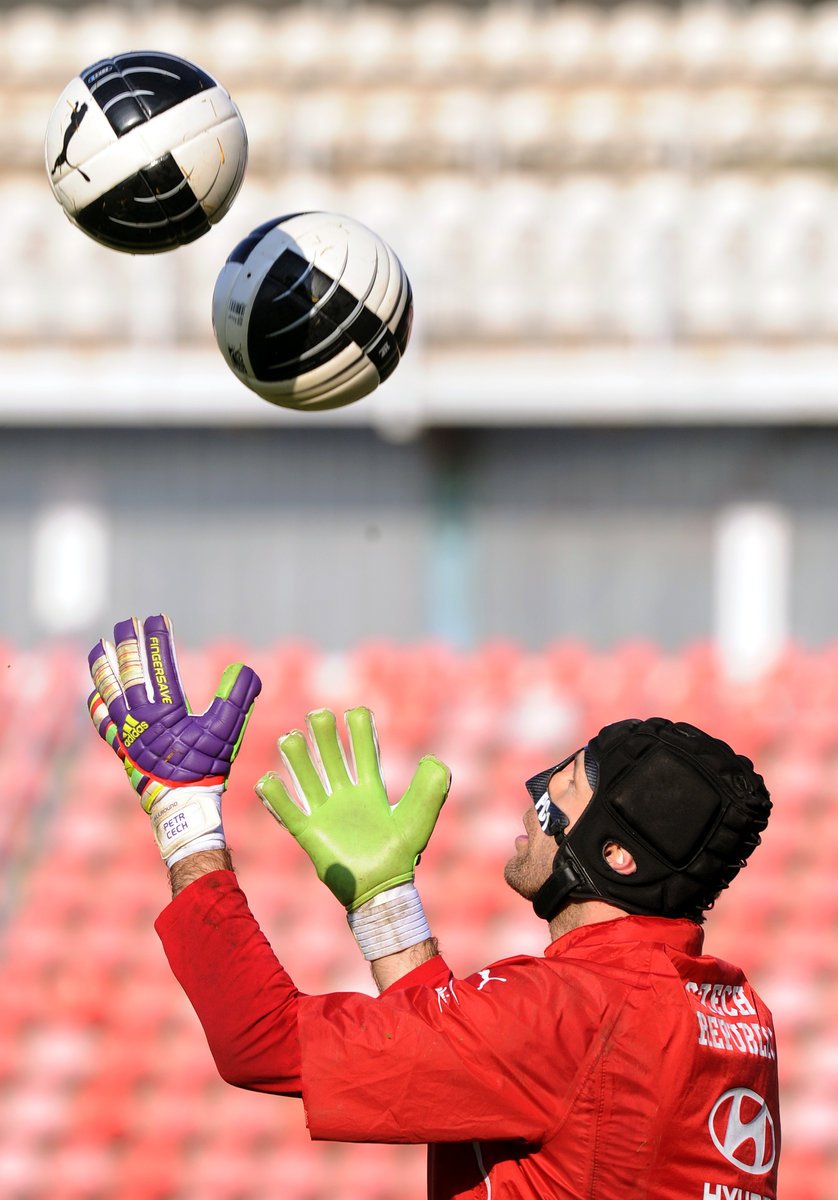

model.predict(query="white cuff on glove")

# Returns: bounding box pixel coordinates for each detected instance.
[346,882,432,961]
[148,788,225,868]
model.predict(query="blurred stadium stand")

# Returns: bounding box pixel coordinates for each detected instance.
[0,637,835,1198]
[1,1,837,1197]
[6,3,838,422]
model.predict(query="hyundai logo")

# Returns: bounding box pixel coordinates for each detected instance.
[709,1088,776,1175]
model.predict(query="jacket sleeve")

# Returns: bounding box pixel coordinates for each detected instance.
[297,957,610,1145]
[154,870,452,1098]
[155,870,305,1095]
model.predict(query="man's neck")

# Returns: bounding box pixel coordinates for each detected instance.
[548,898,628,942]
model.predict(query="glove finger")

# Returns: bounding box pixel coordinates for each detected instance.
[204,663,262,764]
[344,707,385,789]
[209,662,262,715]
[88,638,129,727]
[114,617,152,710]
[87,688,123,755]
[278,729,328,811]
[141,613,188,708]
[306,709,352,793]
[393,755,452,854]
[256,772,309,837]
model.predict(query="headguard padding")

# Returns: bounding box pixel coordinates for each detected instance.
[532,717,771,924]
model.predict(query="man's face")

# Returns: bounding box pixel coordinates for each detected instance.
[504,750,594,901]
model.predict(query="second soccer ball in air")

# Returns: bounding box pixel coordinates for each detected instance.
[45,50,247,253]
[211,212,414,411]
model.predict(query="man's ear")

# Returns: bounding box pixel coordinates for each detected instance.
[603,841,637,876]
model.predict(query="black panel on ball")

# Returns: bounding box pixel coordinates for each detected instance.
[81,52,215,138]
[246,248,403,383]
[75,153,209,253]
[394,279,414,357]
[225,218,288,267]
[372,276,413,383]
[246,250,353,382]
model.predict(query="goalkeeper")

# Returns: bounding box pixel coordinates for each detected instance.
[88,614,780,1200]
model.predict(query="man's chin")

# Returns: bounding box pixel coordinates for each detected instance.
[503,858,537,901]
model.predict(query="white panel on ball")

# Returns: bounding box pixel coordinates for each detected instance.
[51,87,243,214]
[45,76,118,194]
[169,114,248,214]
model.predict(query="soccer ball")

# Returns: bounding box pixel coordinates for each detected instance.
[45,50,247,253]
[211,212,413,411]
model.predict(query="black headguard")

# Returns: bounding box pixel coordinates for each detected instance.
[530,717,772,924]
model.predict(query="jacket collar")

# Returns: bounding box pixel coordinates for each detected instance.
[545,913,704,958]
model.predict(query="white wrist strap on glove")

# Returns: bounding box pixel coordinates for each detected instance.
[148,787,225,868]
[346,883,432,961]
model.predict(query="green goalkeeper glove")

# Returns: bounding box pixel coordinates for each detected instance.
[256,707,451,959]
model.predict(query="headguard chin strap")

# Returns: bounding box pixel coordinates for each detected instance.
[532,717,771,925]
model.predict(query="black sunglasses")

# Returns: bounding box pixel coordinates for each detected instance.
[525,750,579,837]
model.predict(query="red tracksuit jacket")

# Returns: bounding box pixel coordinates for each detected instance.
[156,871,780,1200]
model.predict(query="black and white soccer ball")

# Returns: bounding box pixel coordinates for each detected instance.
[211,212,413,411]
[45,51,247,253]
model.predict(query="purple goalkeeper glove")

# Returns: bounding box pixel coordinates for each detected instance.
[87,613,261,867]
